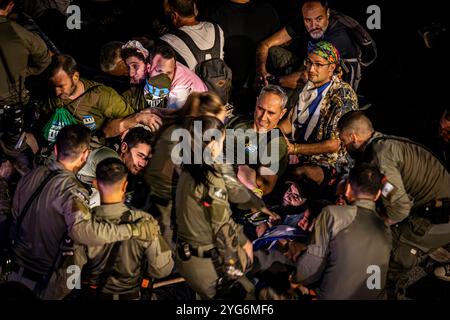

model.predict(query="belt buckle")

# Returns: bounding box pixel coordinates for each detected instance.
[177,242,191,261]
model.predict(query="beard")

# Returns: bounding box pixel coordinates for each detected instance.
[346,143,366,162]
[309,28,326,39]
[307,21,329,40]
[59,80,78,99]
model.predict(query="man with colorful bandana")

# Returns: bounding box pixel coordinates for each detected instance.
[279,41,358,192]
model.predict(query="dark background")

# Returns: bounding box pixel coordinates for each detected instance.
[20,0,450,143]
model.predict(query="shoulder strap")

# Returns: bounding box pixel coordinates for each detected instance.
[171,23,221,64]
[96,209,132,292]
[210,24,221,59]
[171,28,204,64]
[15,170,61,236]
[331,10,377,66]
[366,135,450,174]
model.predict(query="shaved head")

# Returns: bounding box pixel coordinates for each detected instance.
[338,111,375,158]
[338,111,374,136]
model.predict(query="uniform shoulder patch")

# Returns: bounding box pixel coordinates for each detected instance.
[381,180,397,201]
[70,188,90,205]
[209,186,227,202]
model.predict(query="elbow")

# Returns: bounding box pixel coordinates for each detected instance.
[386,208,410,224]
[259,40,270,51]
[150,256,175,279]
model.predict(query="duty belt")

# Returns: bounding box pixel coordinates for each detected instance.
[97,291,141,300]
[12,262,46,282]
[413,198,450,224]
[177,241,216,259]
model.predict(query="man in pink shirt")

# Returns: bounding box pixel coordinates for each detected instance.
[150,45,207,109]
[121,40,207,110]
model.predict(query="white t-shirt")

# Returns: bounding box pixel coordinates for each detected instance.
[160,22,225,71]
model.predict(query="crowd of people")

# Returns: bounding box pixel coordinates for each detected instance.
[0,0,449,301]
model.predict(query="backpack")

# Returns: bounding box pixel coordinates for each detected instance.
[172,24,232,104]
[331,10,378,67]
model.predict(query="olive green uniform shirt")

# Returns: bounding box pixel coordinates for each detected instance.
[0,16,50,105]
[41,79,135,136]
[365,132,450,222]
[229,119,288,177]
[11,160,134,276]
[176,168,248,248]
[82,203,174,294]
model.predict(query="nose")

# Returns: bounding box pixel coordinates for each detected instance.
[138,159,147,168]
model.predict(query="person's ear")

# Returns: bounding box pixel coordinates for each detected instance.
[122,179,128,193]
[72,72,80,82]
[145,62,152,75]
[374,189,382,202]
[170,11,179,26]
[120,142,128,154]
[193,3,199,17]
[92,178,98,189]
[329,63,336,75]
[280,108,288,120]
[80,148,90,163]
[54,145,58,158]
[326,8,330,19]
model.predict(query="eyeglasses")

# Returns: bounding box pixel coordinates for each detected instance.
[304,58,332,69]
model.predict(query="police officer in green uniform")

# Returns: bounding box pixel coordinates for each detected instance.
[175,116,254,299]
[293,163,392,299]
[9,125,160,299]
[81,158,174,300]
[338,111,450,298]
[146,91,273,246]
[144,92,227,245]
[0,0,51,173]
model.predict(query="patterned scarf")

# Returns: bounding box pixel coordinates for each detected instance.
[307,41,340,65]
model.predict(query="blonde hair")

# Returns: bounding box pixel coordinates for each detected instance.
[185,91,225,117]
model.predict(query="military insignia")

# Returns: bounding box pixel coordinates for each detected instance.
[82,115,96,131]
[381,180,397,201]
[212,187,227,201]
[71,189,89,205]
